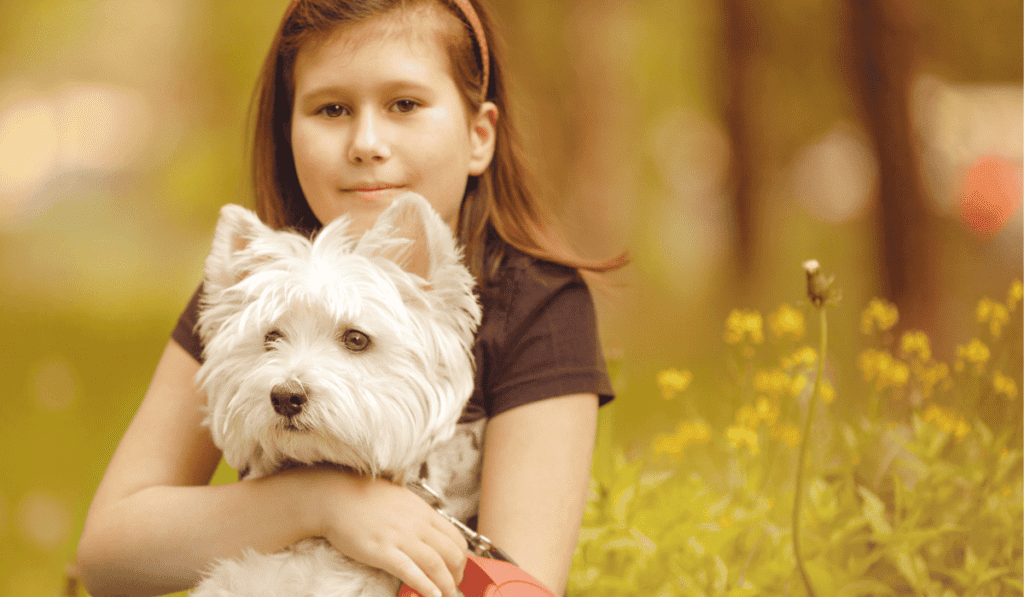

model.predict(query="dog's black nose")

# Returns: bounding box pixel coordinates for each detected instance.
[271,383,307,417]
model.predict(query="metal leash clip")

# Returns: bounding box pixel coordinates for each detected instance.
[411,481,519,565]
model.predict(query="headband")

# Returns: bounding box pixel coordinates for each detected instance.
[450,0,490,95]
[285,0,489,95]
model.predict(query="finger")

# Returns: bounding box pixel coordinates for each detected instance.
[402,540,461,597]
[377,547,443,597]
[424,526,468,585]
[430,513,469,554]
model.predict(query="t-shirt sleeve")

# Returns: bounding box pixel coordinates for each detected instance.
[171,283,205,364]
[485,262,614,418]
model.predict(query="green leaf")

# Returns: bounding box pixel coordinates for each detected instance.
[842,423,859,452]
[725,579,759,597]
[611,484,636,525]
[858,485,892,536]
[976,566,1009,586]
[975,418,995,449]
[995,449,1023,484]
[965,544,978,572]
[570,566,601,589]
[712,555,728,594]
[804,558,838,595]
[890,550,929,591]
[844,549,887,579]
[835,578,895,597]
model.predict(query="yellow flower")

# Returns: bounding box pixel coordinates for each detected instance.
[686,420,712,444]
[725,309,764,345]
[820,381,836,403]
[890,361,910,387]
[794,346,817,367]
[990,304,1009,338]
[978,298,1010,337]
[657,368,692,399]
[860,298,899,335]
[917,362,950,398]
[726,425,759,455]
[783,346,817,370]
[652,434,684,455]
[953,419,971,441]
[755,396,780,426]
[994,371,1018,400]
[771,424,801,447]
[977,298,995,323]
[736,405,759,428]
[900,330,932,363]
[922,404,971,442]
[652,420,711,456]
[789,374,808,397]
[754,368,791,397]
[859,349,909,390]
[769,304,805,340]
[1009,279,1023,312]
[957,338,991,373]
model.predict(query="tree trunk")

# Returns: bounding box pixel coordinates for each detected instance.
[844,0,940,340]
[722,0,757,287]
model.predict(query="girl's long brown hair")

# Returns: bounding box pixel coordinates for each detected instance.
[250,0,627,284]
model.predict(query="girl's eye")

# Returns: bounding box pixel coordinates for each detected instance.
[264,329,283,351]
[341,329,371,352]
[392,99,418,114]
[320,104,347,118]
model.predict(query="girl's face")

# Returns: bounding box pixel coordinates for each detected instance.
[290,9,497,234]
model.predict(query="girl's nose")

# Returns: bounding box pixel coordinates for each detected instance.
[347,112,390,164]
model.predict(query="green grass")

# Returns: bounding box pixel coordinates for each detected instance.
[571,276,1023,597]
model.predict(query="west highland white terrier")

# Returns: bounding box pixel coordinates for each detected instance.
[190,193,482,597]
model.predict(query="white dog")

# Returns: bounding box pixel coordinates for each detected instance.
[190,194,482,597]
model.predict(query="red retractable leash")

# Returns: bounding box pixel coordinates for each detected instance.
[403,482,558,597]
[399,554,557,597]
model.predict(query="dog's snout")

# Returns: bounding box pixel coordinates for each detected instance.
[271,382,307,417]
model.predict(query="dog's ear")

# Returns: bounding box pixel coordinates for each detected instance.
[355,193,449,283]
[356,193,481,330]
[203,204,281,291]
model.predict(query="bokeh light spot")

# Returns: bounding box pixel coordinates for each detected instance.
[0,95,60,202]
[959,155,1022,236]
[791,122,877,224]
[31,357,78,412]
[0,83,154,227]
[16,492,70,551]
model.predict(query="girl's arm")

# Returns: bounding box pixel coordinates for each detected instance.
[77,340,467,597]
[476,392,599,596]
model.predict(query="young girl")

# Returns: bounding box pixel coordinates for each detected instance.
[77,1,622,596]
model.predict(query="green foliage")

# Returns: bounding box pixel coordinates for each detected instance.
[570,281,1023,597]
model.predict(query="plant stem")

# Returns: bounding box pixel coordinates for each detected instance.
[868,387,880,421]
[793,307,826,597]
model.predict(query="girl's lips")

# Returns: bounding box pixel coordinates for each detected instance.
[344,185,404,202]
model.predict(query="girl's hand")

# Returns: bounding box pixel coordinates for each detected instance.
[302,467,468,597]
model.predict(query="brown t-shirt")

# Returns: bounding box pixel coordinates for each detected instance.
[171,247,614,423]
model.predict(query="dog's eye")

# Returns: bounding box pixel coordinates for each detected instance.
[341,329,371,352]
[264,329,283,350]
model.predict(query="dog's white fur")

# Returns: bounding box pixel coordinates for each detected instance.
[190,194,481,597]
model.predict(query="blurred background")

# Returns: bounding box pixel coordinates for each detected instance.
[0,0,1020,595]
